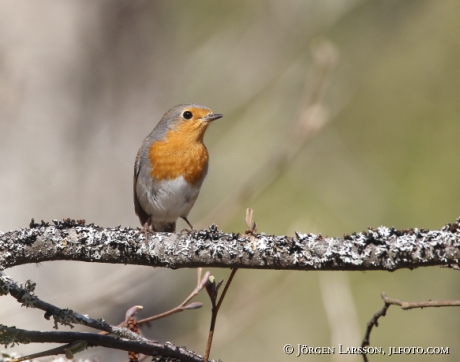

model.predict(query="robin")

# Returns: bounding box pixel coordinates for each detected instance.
[134,104,223,233]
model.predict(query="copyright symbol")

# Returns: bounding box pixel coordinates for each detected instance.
[284,344,294,355]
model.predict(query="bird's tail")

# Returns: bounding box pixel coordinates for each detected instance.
[153,221,176,233]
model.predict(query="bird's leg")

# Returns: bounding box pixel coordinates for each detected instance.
[139,217,155,244]
[180,216,196,234]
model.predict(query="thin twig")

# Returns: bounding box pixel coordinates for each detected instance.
[204,268,238,362]
[197,267,203,285]
[361,292,460,362]
[361,300,390,362]
[382,293,460,310]
[245,208,256,234]
[216,269,238,312]
[138,271,210,324]
[99,270,209,338]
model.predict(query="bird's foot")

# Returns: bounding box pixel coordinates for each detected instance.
[180,216,197,236]
[137,219,155,244]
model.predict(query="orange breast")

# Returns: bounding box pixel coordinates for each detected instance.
[148,120,209,186]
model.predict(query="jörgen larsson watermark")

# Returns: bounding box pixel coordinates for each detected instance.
[283,344,450,357]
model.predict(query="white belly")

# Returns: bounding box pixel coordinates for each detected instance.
[141,176,201,222]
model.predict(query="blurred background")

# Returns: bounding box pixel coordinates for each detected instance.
[1,0,460,361]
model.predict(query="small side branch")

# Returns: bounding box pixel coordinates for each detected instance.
[138,269,210,325]
[361,292,460,362]
[361,300,390,362]
[204,269,238,362]
[381,293,460,310]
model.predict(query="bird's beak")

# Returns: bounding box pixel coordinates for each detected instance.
[203,113,223,122]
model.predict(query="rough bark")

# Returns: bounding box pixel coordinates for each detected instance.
[1,218,459,271]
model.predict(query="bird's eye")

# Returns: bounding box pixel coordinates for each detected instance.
[183,111,193,120]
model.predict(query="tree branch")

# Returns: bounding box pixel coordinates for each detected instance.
[0,325,204,362]
[1,218,460,271]
[0,274,146,342]
[1,269,212,362]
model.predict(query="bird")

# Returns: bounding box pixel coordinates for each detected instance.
[134,104,223,233]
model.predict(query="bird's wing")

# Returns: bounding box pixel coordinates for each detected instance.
[133,141,151,226]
